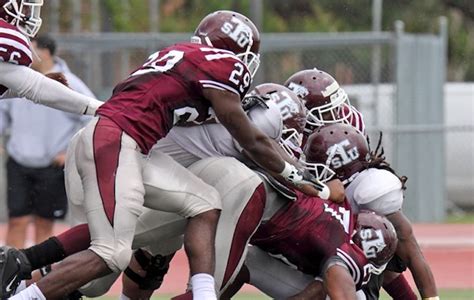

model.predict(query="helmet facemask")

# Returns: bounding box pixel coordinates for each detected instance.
[306,88,352,127]
[279,127,303,159]
[301,160,336,183]
[236,43,260,79]
[3,0,43,37]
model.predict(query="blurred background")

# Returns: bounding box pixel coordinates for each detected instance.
[0,1,472,298]
[1,0,471,222]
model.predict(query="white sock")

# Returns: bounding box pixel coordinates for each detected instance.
[119,292,131,300]
[190,273,217,300]
[9,283,46,300]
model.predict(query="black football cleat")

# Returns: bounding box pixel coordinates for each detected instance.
[0,246,32,299]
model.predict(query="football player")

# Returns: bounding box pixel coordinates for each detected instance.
[3,55,328,300]
[286,70,438,299]
[0,0,101,115]
[2,84,337,299]
[249,83,307,160]
[284,68,366,141]
[266,123,437,299]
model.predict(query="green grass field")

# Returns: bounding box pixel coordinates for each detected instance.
[89,289,474,299]
[446,212,474,224]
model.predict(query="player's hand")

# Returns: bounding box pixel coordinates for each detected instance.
[326,179,345,203]
[280,162,330,198]
[46,72,69,87]
[52,152,66,167]
[241,94,270,111]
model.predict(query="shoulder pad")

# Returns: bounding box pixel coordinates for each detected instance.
[351,168,402,205]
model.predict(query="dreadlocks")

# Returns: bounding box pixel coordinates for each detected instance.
[365,132,408,190]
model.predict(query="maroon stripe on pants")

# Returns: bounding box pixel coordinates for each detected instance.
[56,224,91,256]
[93,117,123,226]
[221,183,266,290]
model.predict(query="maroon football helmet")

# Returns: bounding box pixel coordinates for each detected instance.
[284,68,352,128]
[191,10,260,78]
[0,0,42,37]
[303,123,369,184]
[353,210,398,269]
[250,83,306,159]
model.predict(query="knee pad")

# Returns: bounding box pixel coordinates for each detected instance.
[90,244,133,272]
[124,249,175,290]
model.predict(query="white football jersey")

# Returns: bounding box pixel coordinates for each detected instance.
[345,168,404,215]
[156,99,282,164]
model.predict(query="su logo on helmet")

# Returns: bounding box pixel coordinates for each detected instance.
[326,139,360,169]
[358,228,387,260]
[220,16,252,48]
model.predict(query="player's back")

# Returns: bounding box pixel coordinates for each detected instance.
[251,191,354,275]
[97,42,251,154]
[0,20,33,96]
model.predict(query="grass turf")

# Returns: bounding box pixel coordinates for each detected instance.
[88,289,474,299]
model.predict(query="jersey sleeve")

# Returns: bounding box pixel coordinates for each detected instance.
[331,246,372,290]
[196,47,251,99]
[0,63,102,115]
[0,20,32,67]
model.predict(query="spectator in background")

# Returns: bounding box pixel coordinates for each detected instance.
[0,34,95,248]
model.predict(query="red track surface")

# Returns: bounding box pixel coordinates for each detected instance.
[0,223,472,295]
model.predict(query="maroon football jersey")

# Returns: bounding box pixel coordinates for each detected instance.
[251,191,371,289]
[97,42,252,153]
[0,19,33,95]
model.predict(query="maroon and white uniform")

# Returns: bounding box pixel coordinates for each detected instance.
[65,100,282,297]
[0,19,31,97]
[71,42,252,273]
[98,42,250,153]
[244,191,375,298]
[0,19,32,65]
[0,20,101,114]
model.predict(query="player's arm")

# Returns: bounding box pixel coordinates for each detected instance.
[326,179,345,203]
[204,88,325,196]
[386,211,438,298]
[204,88,287,175]
[324,265,357,300]
[0,62,101,115]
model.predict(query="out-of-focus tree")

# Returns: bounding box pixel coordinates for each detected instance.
[40,0,473,80]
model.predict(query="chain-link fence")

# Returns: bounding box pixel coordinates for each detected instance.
[0,4,472,222]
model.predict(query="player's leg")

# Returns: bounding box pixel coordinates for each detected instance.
[139,150,221,298]
[12,117,147,299]
[77,209,185,298]
[5,158,33,248]
[243,245,315,299]
[120,244,179,299]
[170,157,265,299]
[382,271,417,300]
[203,160,265,294]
